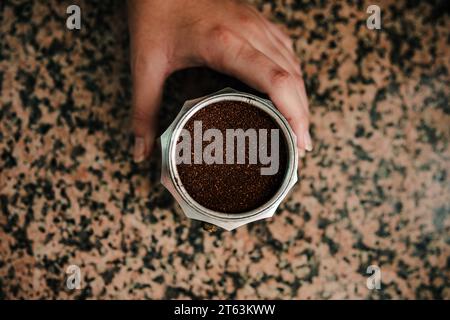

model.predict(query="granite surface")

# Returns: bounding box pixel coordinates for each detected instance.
[0,0,449,299]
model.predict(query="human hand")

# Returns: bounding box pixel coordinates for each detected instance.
[127,0,312,162]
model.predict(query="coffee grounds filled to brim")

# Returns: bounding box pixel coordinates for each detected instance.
[176,100,288,213]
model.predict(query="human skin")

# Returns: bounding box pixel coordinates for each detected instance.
[127,0,312,162]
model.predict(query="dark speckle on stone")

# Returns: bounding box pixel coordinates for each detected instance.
[71,145,86,159]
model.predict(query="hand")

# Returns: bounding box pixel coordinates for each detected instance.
[127,0,312,162]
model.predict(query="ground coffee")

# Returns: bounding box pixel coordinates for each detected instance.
[176,100,288,213]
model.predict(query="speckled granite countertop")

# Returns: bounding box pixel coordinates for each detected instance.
[0,0,449,299]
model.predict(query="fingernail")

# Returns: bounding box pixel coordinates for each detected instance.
[304,131,313,152]
[133,137,145,163]
[298,148,306,158]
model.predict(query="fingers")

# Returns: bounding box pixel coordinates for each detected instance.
[239,11,311,152]
[130,51,167,162]
[244,7,310,125]
[266,20,294,52]
[244,5,300,74]
[245,8,310,128]
[233,15,298,77]
[201,26,312,155]
[261,19,302,76]
[265,23,310,124]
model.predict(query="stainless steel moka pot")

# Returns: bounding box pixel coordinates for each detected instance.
[159,88,298,231]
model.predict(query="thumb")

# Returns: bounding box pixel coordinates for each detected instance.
[131,56,166,163]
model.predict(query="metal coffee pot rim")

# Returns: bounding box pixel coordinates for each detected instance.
[159,87,298,231]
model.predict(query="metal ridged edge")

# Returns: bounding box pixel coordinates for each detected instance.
[159,88,298,231]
